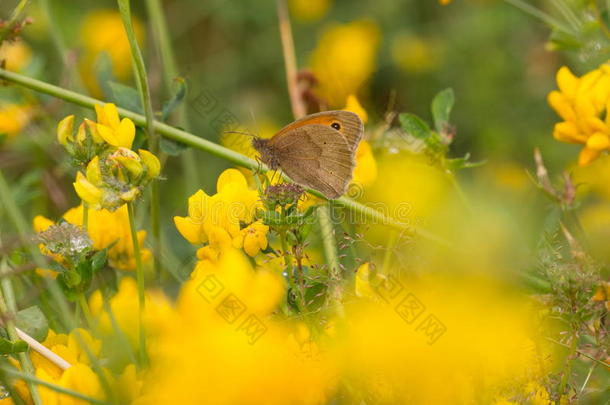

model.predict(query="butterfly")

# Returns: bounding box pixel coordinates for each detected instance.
[251,110,363,199]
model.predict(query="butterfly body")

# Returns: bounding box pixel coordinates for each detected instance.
[252,110,363,199]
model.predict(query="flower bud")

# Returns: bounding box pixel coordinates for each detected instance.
[57,115,74,146]
[138,149,161,179]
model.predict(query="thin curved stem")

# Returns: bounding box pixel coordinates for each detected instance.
[0,68,450,247]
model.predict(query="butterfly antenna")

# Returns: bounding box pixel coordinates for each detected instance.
[223,130,257,138]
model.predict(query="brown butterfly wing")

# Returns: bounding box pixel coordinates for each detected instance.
[274,111,363,152]
[273,125,355,199]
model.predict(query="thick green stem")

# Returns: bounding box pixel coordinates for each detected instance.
[127,202,147,366]
[0,68,449,245]
[117,0,161,277]
[318,204,343,313]
[0,262,42,405]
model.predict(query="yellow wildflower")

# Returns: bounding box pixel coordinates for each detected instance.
[141,249,332,405]
[548,64,610,165]
[343,94,368,124]
[352,141,377,189]
[174,169,264,257]
[79,10,144,96]
[310,20,380,106]
[94,103,135,149]
[0,104,33,139]
[0,40,32,72]
[233,221,269,257]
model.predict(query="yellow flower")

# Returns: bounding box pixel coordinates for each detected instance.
[233,221,269,257]
[141,249,332,405]
[79,10,144,96]
[174,169,262,257]
[95,103,135,149]
[0,104,33,139]
[310,20,380,107]
[0,40,32,72]
[289,0,332,22]
[343,94,368,124]
[548,64,610,165]
[89,277,173,348]
[352,141,377,188]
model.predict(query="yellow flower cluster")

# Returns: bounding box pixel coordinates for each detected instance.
[59,103,160,210]
[548,64,610,165]
[310,21,380,107]
[79,10,144,97]
[140,249,333,405]
[174,169,268,259]
[34,204,152,272]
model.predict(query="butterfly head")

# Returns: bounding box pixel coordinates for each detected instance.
[251,137,280,170]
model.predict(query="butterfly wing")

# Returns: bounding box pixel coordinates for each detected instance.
[274,111,363,152]
[273,125,356,199]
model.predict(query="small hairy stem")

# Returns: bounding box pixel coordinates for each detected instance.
[117,0,161,277]
[127,202,147,366]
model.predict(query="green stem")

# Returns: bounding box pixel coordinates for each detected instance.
[381,230,398,274]
[0,68,449,245]
[117,0,161,277]
[82,202,89,233]
[318,204,343,314]
[0,262,42,405]
[144,0,199,191]
[77,293,93,328]
[557,330,578,396]
[127,202,147,366]
[0,0,30,43]
[0,366,109,405]
[502,0,575,35]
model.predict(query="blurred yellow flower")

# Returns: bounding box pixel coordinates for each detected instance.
[174,169,264,257]
[79,10,144,96]
[0,104,33,139]
[440,0,453,4]
[289,0,332,22]
[392,33,441,74]
[233,220,269,257]
[89,277,173,348]
[0,40,32,72]
[310,20,380,107]
[352,141,377,188]
[548,64,610,165]
[141,249,333,405]
[343,94,368,124]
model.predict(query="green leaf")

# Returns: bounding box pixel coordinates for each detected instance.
[160,137,189,156]
[304,281,327,312]
[108,81,143,114]
[91,248,108,273]
[161,77,187,121]
[0,338,13,354]
[399,113,431,140]
[12,340,28,353]
[431,88,455,132]
[15,306,48,342]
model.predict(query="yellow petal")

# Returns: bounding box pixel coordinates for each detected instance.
[355,262,374,298]
[586,132,610,151]
[553,122,585,144]
[343,94,368,124]
[33,215,54,232]
[114,156,143,178]
[174,216,206,244]
[101,103,120,129]
[117,118,135,149]
[217,168,248,193]
[243,234,260,257]
[74,172,103,205]
[556,66,579,98]
[578,147,601,166]
[187,189,210,220]
[86,156,103,185]
[57,115,74,146]
[138,149,161,179]
[120,188,139,202]
[97,123,120,146]
[76,122,87,144]
[85,119,104,143]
